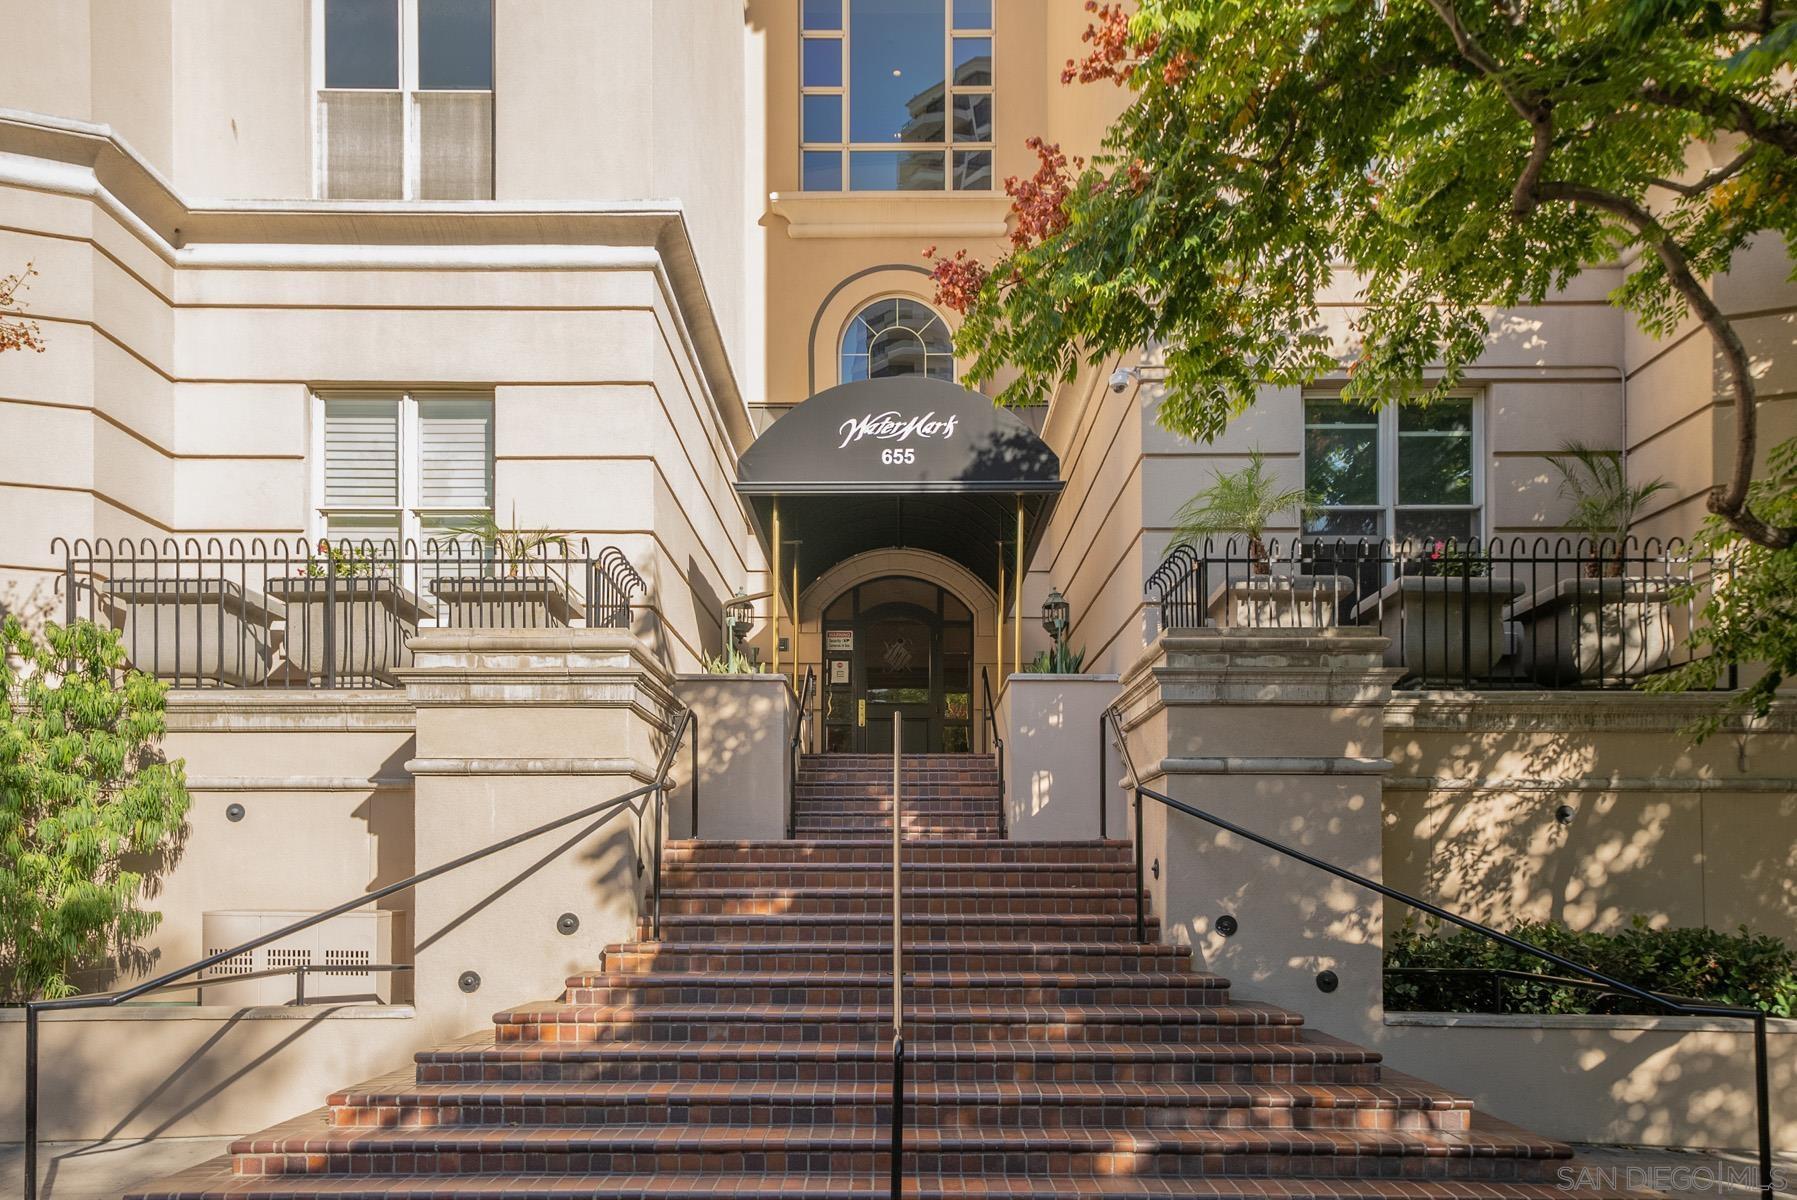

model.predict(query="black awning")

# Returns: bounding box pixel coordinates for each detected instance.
[737,377,1060,495]
[735,378,1062,591]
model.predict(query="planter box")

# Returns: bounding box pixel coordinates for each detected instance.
[1353,575,1525,681]
[429,575,579,628]
[1508,577,1674,685]
[99,579,283,686]
[266,576,429,686]
[1205,574,1355,628]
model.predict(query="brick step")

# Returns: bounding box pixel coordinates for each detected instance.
[487,1001,1301,1045]
[646,914,1160,944]
[558,971,1233,1008]
[125,1161,1630,1200]
[663,864,1137,888]
[416,1033,1387,1086]
[655,888,1143,917]
[790,800,1002,813]
[326,1075,1472,1132]
[229,1119,1571,1179]
[790,828,1006,841]
[793,787,999,798]
[660,839,1133,865]
[600,941,1196,976]
[792,816,1004,831]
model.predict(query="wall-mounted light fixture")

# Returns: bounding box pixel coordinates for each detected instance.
[1040,588,1071,672]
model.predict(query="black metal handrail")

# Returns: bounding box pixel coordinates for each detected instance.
[19,706,696,1200]
[888,710,906,1200]
[980,666,1006,838]
[788,666,816,839]
[1099,705,1775,1199]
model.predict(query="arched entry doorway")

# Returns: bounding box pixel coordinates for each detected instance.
[819,576,974,753]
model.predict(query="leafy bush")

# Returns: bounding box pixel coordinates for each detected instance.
[0,617,190,1001]
[1385,917,1797,1018]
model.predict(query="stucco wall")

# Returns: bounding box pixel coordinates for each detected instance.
[1384,693,1797,938]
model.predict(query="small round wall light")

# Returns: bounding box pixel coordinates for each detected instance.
[225,803,246,823]
[1215,914,1239,938]
[556,912,581,936]
[458,970,482,994]
[1315,970,1340,993]
[1554,804,1577,826]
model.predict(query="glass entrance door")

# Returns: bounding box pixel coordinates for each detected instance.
[862,606,935,753]
[821,576,975,753]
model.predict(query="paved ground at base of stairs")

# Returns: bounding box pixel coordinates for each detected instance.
[0,1136,1791,1199]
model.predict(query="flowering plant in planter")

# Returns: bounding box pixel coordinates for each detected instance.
[1418,539,1489,578]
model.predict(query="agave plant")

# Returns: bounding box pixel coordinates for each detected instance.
[1544,442,1670,575]
[1170,450,1313,574]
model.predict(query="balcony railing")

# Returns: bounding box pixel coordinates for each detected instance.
[1145,535,1733,690]
[51,536,645,690]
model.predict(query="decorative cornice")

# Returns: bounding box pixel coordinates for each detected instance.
[1384,690,1797,734]
[0,107,754,452]
[1385,774,1797,794]
[1161,755,1393,776]
[406,756,653,781]
[767,191,1010,240]
[164,690,415,733]
[184,775,413,792]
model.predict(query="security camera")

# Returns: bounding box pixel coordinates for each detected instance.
[1108,367,1134,393]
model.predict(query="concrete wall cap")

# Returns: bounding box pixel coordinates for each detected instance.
[0,1004,416,1023]
[1386,1010,1797,1035]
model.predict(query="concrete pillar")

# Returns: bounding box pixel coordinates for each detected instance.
[997,673,1122,840]
[670,673,794,841]
[400,629,678,1043]
[1116,629,1400,1046]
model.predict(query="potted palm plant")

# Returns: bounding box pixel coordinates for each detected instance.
[1171,450,1354,627]
[1510,442,1677,683]
[430,507,578,628]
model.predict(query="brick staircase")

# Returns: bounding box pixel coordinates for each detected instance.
[129,751,1614,1199]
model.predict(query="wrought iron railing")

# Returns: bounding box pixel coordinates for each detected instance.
[17,705,696,1200]
[1145,535,1731,690]
[980,666,1006,838]
[787,666,815,839]
[50,536,645,689]
[1099,704,1775,1199]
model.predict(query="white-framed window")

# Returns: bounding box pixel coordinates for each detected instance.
[1302,391,1483,544]
[311,391,494,547]
[800,0,994,191]
[841,296,956,382]
[313,0,494,200]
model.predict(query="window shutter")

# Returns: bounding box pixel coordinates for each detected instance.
[418,397,494,511]
[323,398,400,508]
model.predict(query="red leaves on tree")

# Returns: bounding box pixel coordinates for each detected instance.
[1008,137,1077,249]
[1061,1,1153,87]
[924,245,990,315]
[0,263,46,356]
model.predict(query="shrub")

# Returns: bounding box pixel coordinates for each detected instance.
[1384,916,1796,1018]
[0,617,190,1001]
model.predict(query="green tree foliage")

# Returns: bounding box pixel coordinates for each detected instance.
[936,0,1797,553]
[1644,438,1797,727]
[0,617,190,1001]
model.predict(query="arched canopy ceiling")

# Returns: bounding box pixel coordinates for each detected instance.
[735,377,1061,593]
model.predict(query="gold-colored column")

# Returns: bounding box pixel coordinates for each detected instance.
[995,542,1006,683]
[791,542,800,687]
[771,500,782,676]
[1014,499,1024,674]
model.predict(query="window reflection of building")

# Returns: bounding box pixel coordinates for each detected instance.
[841,298,955,383]
[799,0,993,191]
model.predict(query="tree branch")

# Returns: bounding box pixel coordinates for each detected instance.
[1536,181,1794,549]
[1647,148,1756,196]
[1640,82,1797,158]
[1423,0,1549,127]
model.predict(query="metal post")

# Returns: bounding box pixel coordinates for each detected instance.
[1014,501,1024,676]
[1754,1011,1773,1199]
[1133,788,1146,943]
[1097,713,1107,839]
[890,709,904,1199]
[62,553,76,627]
[651,785,664,940]
[295,964,307,1006]
[690,714,700,839]
[995,545,1005,690]
[322,550,338,689]
[772,501,782,677]
[24,1003,39,1200]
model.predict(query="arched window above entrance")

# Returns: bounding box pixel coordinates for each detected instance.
[840,297,954,383]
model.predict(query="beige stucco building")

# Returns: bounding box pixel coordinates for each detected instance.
[0,0,1793,1171]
